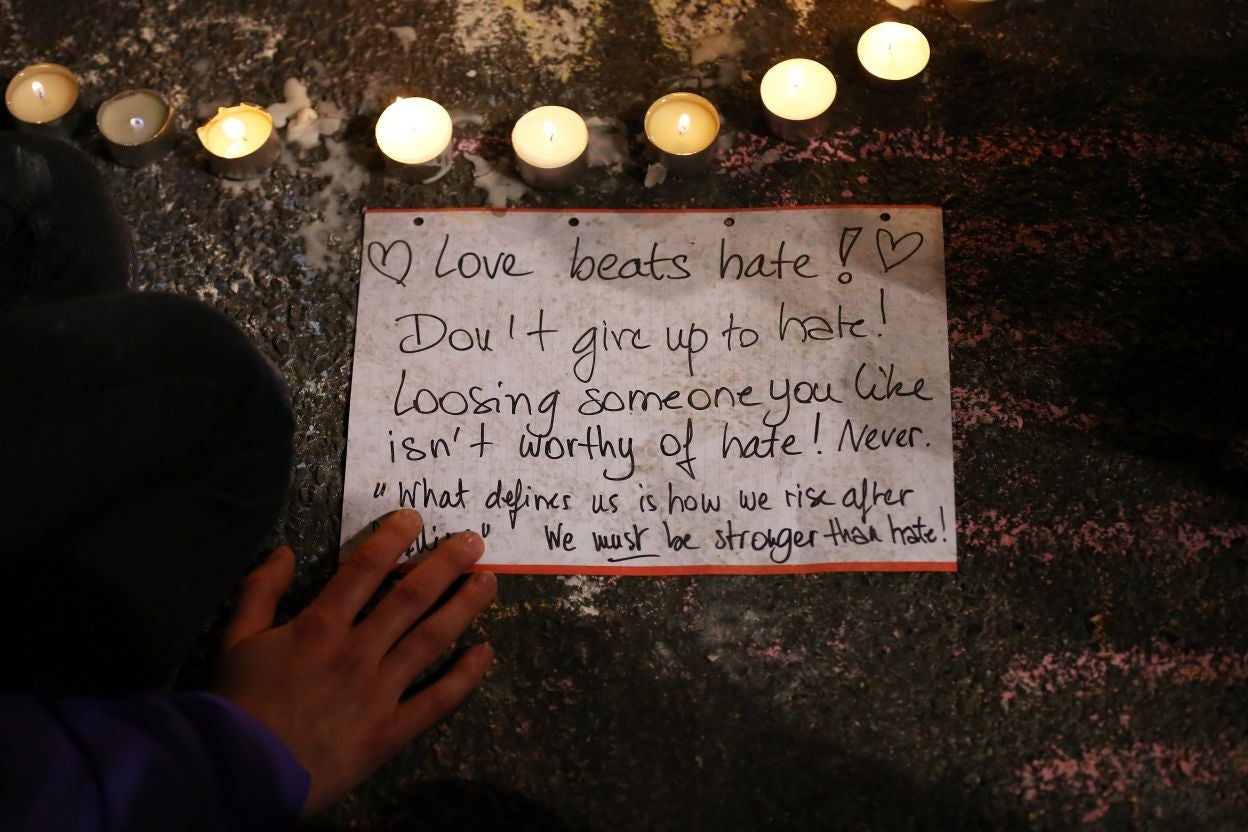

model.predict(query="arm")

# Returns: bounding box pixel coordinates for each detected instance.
[0,690,307,831]
[1,510,495,828]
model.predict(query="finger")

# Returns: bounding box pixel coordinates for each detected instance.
[313,510,423,622]
[222,546,295,651]
[358,531,486,648]
[380,571,497,688]
[394,644,494,741]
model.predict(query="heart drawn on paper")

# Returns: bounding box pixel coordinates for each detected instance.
[876,229,924,273]
[366,239,412,286]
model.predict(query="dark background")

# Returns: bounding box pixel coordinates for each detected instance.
[3,0,1246,829]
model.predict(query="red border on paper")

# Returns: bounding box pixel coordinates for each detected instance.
[471,561,956,576]
[366,205,942,214]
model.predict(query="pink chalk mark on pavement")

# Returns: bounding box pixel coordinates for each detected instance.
[1002,641,1248,706]
[454,136,482,155]
[823,622,848,674]
[948,316,997,349]
[952,387,1025,435]
[951,387,1101,447]
[718,126,1243,174]
[958,500,1248,570]
[949,215,1231,272]
[747,639,807,667]
[1018,741,1245,824]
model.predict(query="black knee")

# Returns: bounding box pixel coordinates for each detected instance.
[134,292,295,458]
[0,132,135,311]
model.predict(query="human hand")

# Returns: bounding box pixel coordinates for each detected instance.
[213,509,497,816]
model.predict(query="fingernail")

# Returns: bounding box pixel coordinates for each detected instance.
[459,530,485,556]
[472,570,497,590]
[392,508,422,527]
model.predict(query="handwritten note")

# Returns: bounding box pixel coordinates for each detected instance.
[342,208,955,574]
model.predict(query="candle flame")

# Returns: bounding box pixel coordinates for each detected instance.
[31,80,46,100]
[677,112,691,135]
[222,116,246,142]
[879,36,897,68]
[129,116,146,131]
[789,65,803,90]
[543,120,557,142]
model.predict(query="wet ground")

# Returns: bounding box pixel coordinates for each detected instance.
[3,0,1246,829]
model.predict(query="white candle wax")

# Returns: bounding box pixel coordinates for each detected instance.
[512,106,588,169]
[5,62,78,124]
[197,103,274,159]
[857,22,931,83]
[98,88,175,166]
[645,93,719,156]
[511,105,589,189]
[760,58,837,122]
[375,97,453,165]
[196,103,280,178]
[98,90,169,145]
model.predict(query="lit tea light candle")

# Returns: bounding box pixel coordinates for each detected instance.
[760,58,837,142]
[857,22,931,86]
[375,97,453,182]
[944,0,1005,24]
[97,89,175,166]
[4,62,81,139]
[511,105,588,189]
[643,92,720,176]
[196,103,280,178]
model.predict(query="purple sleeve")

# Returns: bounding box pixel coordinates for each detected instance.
[0,691,309,832]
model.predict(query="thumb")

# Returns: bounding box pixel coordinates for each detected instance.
[222,545,296,651]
